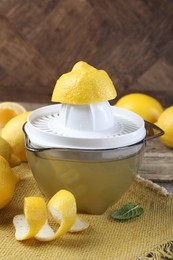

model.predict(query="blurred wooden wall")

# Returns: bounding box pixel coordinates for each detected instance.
[0,0,173,107]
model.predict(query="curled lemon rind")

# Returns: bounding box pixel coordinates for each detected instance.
[13,197,47,240]
[13,190,89,242]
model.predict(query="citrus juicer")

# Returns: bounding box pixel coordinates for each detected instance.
[23,61,164,214]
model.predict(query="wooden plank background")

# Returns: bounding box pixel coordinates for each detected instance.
[0,0,173,106]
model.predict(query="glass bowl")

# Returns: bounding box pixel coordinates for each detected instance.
[23,121,163,215]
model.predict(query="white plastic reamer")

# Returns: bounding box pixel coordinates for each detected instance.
[25,101,146,149]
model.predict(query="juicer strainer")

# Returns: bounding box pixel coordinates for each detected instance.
[24,102,149,150]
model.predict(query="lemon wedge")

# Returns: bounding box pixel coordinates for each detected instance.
[51,61,117,105]
[13,190,89,242]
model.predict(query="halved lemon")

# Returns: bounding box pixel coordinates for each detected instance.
[0,102,26,128]
[52,61,117,105]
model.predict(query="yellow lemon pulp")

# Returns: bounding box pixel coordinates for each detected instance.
[52,61,117,105]
[115,93,163,123]
[155,106,173,148]
[13,190,89,241]
[0,102,26,128]
[1,111,31,162]
[0,155,19,209]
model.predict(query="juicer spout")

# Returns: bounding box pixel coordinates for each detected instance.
[144,121,164,141]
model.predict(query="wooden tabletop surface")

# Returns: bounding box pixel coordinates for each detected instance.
[139,138,173,193]
[23,102,173,194]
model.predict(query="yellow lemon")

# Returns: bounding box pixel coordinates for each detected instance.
[115,93,163,123]
[155,106,173,148]
[9,153,21,167]
[0,102,26,128]
[1,111,30,162]
[0,136,11,162]
[0,136,21,167]
[52,61,117,105]
[13,190,89,241]
[0,155,19,209]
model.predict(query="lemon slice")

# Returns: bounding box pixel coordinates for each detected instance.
[51,61,117,105]
[13,190,89,242]
[13,197,47,240]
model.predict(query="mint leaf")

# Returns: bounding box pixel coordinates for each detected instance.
[111,203,144,220]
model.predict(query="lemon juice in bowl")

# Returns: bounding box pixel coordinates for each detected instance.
[24,61,163,214]
[25,137,144,214]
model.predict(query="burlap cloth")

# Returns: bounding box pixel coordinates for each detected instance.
[0,163,173,260]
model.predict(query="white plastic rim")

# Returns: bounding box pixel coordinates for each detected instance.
[25,104,146,150]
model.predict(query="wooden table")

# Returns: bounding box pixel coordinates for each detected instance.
[139,138,173,194]
[23,102,173,194]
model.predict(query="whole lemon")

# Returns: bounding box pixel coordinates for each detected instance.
[115,93,163,123]
[0,155,19,209]
[1,111,30,161]
[155,106,173,148]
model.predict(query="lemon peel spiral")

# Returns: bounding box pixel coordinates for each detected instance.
[13,190,89,241]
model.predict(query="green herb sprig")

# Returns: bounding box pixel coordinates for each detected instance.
[111,203,144,221]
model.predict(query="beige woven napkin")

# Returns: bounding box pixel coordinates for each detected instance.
[0,163,173,260]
